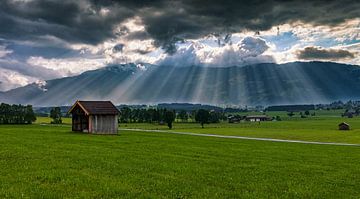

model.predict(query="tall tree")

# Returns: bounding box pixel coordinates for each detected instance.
[209,110,220,123]
[287,111,295,117]
[153,109,160,123]
[120,107,131,123]
[164,110,175,129]
[24,105,36,124]
[50,107,62,124]
[195,109,210,128]
[178,110,188,122]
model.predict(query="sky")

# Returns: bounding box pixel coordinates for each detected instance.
[0,0,359,91]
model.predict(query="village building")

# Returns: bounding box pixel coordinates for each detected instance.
[245,115,271,122]
[228,115,241,123]
[343,109,356,118]
[68,101,120,134]
[338,122,350,131]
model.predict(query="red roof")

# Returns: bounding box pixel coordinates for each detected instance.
[68,101,119,115]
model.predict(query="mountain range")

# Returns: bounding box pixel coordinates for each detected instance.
[1,61,360,106]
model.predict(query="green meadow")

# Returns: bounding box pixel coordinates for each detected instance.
[35,117,72,125]
[120,110,360,144]
[1,110,359,198]
[0,124,360,198]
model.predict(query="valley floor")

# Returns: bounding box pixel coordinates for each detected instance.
[0,124,360,198]
[120,117,360,144]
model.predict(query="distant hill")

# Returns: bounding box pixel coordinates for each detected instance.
[1,61,360,106]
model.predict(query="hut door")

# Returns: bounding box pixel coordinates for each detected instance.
[81,116,89,132]
[72,106,89,132]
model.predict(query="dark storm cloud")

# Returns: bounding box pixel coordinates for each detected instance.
[0,0,359,53]
[134,49,153,55]
[0,0,134,44]
[297,47,356,60]
[140,0,360,52]
[123,31,151,41]
[112,43,124,52]
[7,43,79,60]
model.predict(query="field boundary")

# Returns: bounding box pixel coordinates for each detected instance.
[121,128,360,147]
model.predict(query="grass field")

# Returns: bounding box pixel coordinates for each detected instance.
[0,124,360,198]
[36,109,360,144]
[227,109,345,120]
[35,117,72,125]
[121,118,360,144]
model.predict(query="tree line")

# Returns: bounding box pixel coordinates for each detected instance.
[0,103,36,124]
[119,107,227,129]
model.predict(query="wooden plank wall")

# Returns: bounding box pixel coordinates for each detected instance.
[89,115,118,134]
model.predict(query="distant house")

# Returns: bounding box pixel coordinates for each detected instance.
[338,122,350,131]
[245,115,271,122]
[228,115,241,123]
[343,109,356,118]
[68,101,120,134]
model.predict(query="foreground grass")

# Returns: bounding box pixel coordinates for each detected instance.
[0,125,360,198]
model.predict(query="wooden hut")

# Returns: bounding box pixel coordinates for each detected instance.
[338,122,350,131]
[68,101,120,134]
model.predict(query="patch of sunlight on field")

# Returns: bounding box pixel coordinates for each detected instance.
[35,117,72,125]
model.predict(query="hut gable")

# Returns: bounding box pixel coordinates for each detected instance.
[68,101,119,115]
[338,122,350,131]
[68,101,119,134]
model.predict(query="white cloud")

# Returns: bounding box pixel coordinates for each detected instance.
[116,16,146,32]
[65,16,159,65]
[0,68,38,91]
[158,44,200,67]
[0,45,13,58]
[158,36,274,67]
[0,59,66,91]
[258,19,360,44]
[26,56,106,75]
[15,17,159,81]
[256,19,360,65]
